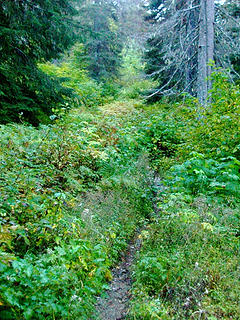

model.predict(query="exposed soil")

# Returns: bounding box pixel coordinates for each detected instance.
[94,232,142,320]
[93,176,162,320]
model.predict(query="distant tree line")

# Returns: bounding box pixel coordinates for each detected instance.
[0,0,124,124]
[1,0,239,124]
[0,0,80,124]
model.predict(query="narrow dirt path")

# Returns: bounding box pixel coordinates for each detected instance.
[94,232,142,320]
[93,176,162,320]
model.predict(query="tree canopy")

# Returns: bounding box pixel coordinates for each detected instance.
[0,0,79,124]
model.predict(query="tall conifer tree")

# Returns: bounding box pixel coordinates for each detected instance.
[144,0,240,104]
[0,0,79,124]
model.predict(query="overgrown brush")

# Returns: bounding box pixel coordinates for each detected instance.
[173,71,240,161]
[128,181,240,319]
[0,101,153,319]
[128,71,240,319]
[39,43,118,110]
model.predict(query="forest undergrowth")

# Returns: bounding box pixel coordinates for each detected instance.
[0,70,240,319]
[127,71,240,320]
[1,0,240,319]
[0,100,155,319]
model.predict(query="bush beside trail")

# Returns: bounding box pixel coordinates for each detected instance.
[0,102,153,319]
[0,71,239,319]
[127,71,240,320]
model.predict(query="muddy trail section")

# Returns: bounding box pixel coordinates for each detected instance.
[92,176,163,320]
[93,232,142,320]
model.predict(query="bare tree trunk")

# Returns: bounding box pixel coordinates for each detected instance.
[197,0,208,105]
[206,0,215,89]
[197,0,215,105]
[185,0,198,95]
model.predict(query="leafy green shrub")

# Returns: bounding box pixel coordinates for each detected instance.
[178,71,240,159]
[137,115,182,170]
[0,240,110,319]
[129,191,240,319]
[0,100,154,319]
[167,154,240,198]
[0,116,107,255]
[128,296,169,320]
[41,43,120,107]
[40,65,103,109]
[100,81,120,102]
[134,256,169,292]
[128,70,240,320]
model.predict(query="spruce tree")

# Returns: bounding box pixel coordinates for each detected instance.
[80,0,123,82]
[0,0,79,124]
[144,0,240,103]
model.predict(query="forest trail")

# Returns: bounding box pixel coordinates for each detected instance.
[94,176,162,320]
[94,231,142,320]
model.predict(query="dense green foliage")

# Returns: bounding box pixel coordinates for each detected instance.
[0,101,153,319]
[0,0,123,125]
[175,71,240,160]
[127,71,240,319]
[39,43,108,108]
[0,62,239,319]
[0,1,239,319]
[129,190,239,319]
[0,0,80,124]
[80,0,123,82]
